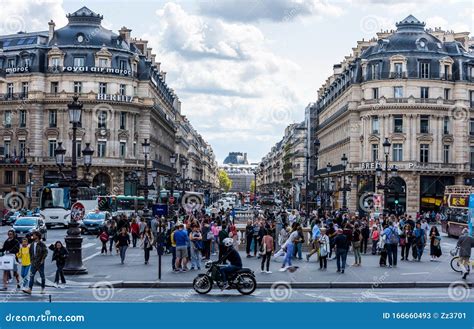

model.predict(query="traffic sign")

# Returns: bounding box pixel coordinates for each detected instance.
[71,202,85,222]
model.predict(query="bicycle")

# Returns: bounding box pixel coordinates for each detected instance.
[450,247,473,273]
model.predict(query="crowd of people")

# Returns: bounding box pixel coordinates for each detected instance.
[0,205,471,295]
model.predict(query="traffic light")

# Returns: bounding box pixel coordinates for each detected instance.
[394,193,399,205]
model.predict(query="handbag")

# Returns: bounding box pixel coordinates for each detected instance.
[206,231,214,240]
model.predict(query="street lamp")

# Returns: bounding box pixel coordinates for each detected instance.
[341,153,348,211]
[56,97,86,275]
[82,143,93,180]
[142,138,151,221]
[27,164,33,209]
[326,162,332,210]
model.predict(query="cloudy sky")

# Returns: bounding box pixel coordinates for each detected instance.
[0,0,472,163]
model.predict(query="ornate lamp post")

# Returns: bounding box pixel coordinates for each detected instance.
[56,97,87,275]
[27,164,34,209]
[326,162,332,210]
[142,139,151,220]
[169,153,176,214]
[82,142,93,180]
[341,153,348,211]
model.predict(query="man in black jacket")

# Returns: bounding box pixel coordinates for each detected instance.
[334,229,348,274]
[23,232,47,294]
[1,230,20,290]
[219,238,242,289]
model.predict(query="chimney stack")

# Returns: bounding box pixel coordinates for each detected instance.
[119,26,132,44]
[48,20,55,42]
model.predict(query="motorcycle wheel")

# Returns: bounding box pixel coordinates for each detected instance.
[236,273,256,295]
[450,257,462,273]
[193,274,213,294]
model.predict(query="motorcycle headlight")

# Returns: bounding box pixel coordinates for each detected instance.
[205,261,213,269]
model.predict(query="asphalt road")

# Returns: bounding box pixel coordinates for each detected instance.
[1,287,472,303]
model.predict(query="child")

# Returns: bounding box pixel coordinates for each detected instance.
[16,238,31,289]
[49,241,69,288]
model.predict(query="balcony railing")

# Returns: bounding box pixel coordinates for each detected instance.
[0,93,29,101]
[389,72,407,79]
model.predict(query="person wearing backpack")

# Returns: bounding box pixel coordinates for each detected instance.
[98,227,109,254]
[383,221,399,268]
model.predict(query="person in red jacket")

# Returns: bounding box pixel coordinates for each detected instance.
[130,218,140,248]
[371,226,380,255]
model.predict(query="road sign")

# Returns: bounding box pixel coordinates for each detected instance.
[71,202,85,222]
[152,204,168,217]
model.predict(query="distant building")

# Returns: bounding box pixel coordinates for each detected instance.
[223,152,248,165]
[220,164,256,193]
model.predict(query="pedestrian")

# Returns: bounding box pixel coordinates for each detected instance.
[115,227,130,264]
[174,223,189,272]
[352,223,362,266]
[245,220,254,258]
[278,223,289,249]
[98,226,109,254]
[211,222,220,256]
[260,229,274,273]
[0,230,20,290]
[190,225,203,270]
[140,226,154,265]
[306,219,321,261]
[107,220,118,254]
[318,228,330,270]
[252,220,260,257]
[49,241,68,288]
[371,226,379,255]
[429,226,442,261]
[456,228,473,280]
[279,226,299,271]
[399,224,409,261]
[16,238,31,289]
[334,229,348,273]
[22,232,47,295]
[294,226,304,260]
[413,222,426,261]
[169,225,177,271]
[218,223,229,259]
[383,221,399,268]
[361,222,370,254]
[201,219,212,261]
[327,223,337,259]
[138,217,147,236]
[130,218,140,248]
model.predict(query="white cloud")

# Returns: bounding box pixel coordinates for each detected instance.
[198,0,343,22]
[0,0,66,35]
[426,15,471,32]
[146,2,305,162]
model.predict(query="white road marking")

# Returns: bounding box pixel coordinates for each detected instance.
[83,251,101,262]
[304,293,335,302]
[400,272,430,275]
[82,243,95,249]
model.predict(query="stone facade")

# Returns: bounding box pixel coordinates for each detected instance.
[0,7,218,207]
[308,15,474,216]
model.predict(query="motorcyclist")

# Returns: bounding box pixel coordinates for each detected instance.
[219,237,242,289]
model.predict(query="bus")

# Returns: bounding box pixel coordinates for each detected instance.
[39,184,98,227]
[440,185,473,237]
[97,195,146,217]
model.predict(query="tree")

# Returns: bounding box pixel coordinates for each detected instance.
[218,169,233,192]
[249,179,255,193]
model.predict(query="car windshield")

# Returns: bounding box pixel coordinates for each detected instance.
[84,213,105,220]
[14,218,37,226]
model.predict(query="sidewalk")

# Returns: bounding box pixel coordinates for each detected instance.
[55,238,471,289]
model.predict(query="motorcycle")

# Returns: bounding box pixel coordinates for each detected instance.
[192,260,257,295]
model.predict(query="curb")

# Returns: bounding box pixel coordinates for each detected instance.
[90,281,473,289]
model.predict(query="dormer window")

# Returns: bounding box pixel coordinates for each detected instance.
[24,58,31,67]
[77,34,84,43]
[74,57,85,67]
[51,57,60,67]
[99,58,109,68]
[419,62,430,79]
[416,37,428,50]
[7,59,15,68]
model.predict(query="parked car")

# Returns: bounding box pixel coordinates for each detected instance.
[12,216,48,241]
[80,211,111,235]
[2,211,22,226]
